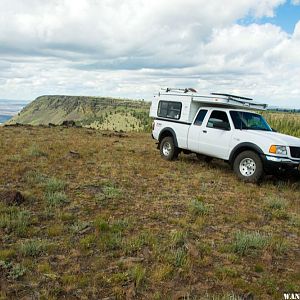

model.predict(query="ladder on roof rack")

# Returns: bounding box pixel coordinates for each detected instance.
[211,93,253,101]
[163,88,197,93]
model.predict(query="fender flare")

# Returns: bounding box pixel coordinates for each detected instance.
[229,142,264,164]
[158,127,178,147]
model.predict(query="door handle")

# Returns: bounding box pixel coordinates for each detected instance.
[203,130,207,133]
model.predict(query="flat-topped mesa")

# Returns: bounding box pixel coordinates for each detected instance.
[6,95,151,132]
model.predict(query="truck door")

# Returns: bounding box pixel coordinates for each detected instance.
[187,109,208,152]
[198,110,233,159]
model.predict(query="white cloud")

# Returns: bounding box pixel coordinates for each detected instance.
[0,0,299,108]
[291,0,300,5]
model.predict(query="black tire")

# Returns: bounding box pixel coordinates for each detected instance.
[196,153,213,163]
[159,136,179,161]
[233,151,264,183]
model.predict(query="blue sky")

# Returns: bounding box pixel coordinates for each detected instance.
[239,1,300,33]
[0,0,299,108]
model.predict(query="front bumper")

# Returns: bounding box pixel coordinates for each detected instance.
[262,155,300,173]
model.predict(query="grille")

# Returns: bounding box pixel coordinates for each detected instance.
[290,147,300,159]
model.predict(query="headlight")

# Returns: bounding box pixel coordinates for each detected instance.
[269,145,287,155]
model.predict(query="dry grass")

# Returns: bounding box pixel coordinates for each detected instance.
[0,126,299,299]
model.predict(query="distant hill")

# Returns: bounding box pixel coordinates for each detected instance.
[7,95,152,132]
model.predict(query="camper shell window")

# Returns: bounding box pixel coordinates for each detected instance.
[158,101,182,120]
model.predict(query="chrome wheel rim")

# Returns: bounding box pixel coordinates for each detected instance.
[239,158,256,177]
[162,142,172,156]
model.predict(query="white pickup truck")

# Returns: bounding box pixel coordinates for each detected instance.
[150,89,300,182]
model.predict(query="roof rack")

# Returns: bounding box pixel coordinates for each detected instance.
[158,88,267,110]
[163,88,197,93]
[211,93,253,101]
[192,95,267,110]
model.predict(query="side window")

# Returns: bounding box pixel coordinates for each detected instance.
[207,110,230,130]
[158,101,182,120]
[194,109,208,126]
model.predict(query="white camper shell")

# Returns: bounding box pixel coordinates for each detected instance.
[149,88,267,124]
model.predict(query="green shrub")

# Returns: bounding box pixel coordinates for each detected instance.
[170,230,187,248]
[231,231,270,256]
[216,266,239,280]
[172,248,188,268]
[45,178,66,193]
[265,197,289,219]
[94,217,110,232]
[130,264,146,288]
[20,239,47,257]
[0,260,26,280]
[79,234,96,250]
[0,208,30,236]
[25,170,47,184]
[46,192,68,207]
[96,184,122,202]
[189,197,213,216]
[265,197,287,210]
[9,263,27,279]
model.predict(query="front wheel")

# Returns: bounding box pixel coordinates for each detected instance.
[233,151,263,183]
[160,136,179,161]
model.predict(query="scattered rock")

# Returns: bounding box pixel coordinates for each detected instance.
[68,150,81,159]
[81,184,103,195]
[4,123,31,128]
[187,242,199,258]
[102,131,129,138]
[61,120,76,127]
[0,190,25,206]
[118,257,144,267]
[261,252,272,264]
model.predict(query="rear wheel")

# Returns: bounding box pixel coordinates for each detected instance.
[160,136,179,161]
[233,151,263,183]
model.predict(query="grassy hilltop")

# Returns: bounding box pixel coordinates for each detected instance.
[0,126,299,299]
[7,95,151,132]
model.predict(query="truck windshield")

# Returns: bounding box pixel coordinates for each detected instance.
[230,111,272,131]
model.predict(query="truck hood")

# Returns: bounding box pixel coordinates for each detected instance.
[244,130,300,146]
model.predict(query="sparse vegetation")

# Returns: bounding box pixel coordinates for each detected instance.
[20,239,48,257]
[189,197,213,216]
[264,111,300,137]
[45,191,68,207]
[130,264,146,289]
[28,144,48,157]
[230,231,270,255]
[289,214,300,228]
[0,260,26,280]
[0,207,31,236]
[45,177,66,193]
[0,125,299,299]
[265,196,289,219]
